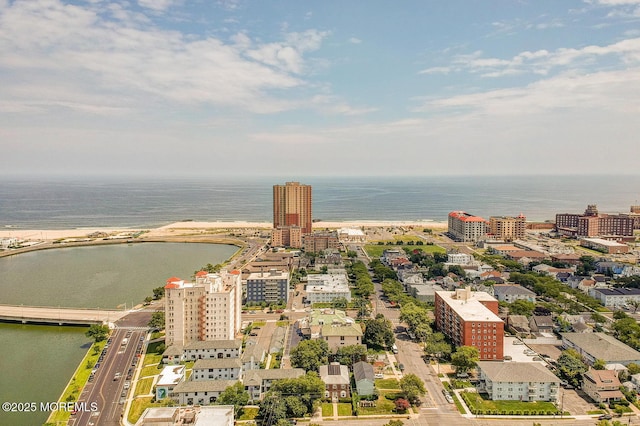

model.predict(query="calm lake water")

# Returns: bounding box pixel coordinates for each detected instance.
[0,242,238,425]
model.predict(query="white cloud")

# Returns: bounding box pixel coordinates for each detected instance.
[137,0,178,12]
[348,37,362,44]
[0,0,337,114]
[594,0,640,4]
[418,66,451,75]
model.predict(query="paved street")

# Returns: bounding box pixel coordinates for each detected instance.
[70,311,151,426]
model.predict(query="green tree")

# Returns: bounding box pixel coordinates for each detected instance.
[152,286,165,300]
[148,311,165,330]
[259,393,287,426]
[290,340,329,372]
[557,349,588,387]
[331,297,348,310]
[399,373,426,405]
[85,324,109,343]
[335,345,368,366]
[399,302,432,336]
[284,396,308,417]
[270,372,325,416]
[593,359,606,370]
[217,382,249,416]
[363,315,395,350]
[450,346,479,374]
[506,299,535,317]
[627,363,640,376]
[424,332,452,360]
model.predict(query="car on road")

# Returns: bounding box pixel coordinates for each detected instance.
[598,414,612,420]
[124,381,130,389]
[113,372,121,381]
[445,394,454,403]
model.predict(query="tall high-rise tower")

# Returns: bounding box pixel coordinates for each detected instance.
[273,181,312,234]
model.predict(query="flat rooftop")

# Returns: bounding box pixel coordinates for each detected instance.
[436,290,503,323]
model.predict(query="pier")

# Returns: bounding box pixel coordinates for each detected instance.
[0,304,128,325]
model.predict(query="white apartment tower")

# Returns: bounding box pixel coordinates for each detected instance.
[165,270,242,347]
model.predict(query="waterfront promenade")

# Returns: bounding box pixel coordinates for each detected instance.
[0,304,127,325]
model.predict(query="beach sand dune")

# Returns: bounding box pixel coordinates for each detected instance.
[0,220,447,241]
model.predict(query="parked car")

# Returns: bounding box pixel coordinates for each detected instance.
[113,372,121,381]
[374,373,384,379]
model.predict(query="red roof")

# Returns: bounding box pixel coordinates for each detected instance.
[230,270,241,275]
[448,211,486,222]
[166,276,181,283]
[195,271,208,277]
[164,283,180,289]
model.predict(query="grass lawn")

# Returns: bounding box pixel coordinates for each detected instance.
[252,320,267,327]
[276,320,290,327]
[140,363,163,378]
[358,393,397,415]
[134,377,154,397]
[321,403,334,417]
[239,407,259,420]
[337,403,352,416]
[47,339,106,424]
[364,244,445,258]
[127,397,169,424]
[143,341,164,365]
[462,392,559,414]
[376,378,400,390]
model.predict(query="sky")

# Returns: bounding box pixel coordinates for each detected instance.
[1,0,639,177]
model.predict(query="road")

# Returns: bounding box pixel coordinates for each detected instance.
[70,310,151,426]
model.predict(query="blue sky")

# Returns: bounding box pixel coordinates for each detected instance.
[1,0,639,176]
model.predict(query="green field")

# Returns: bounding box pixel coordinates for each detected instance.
[322,402,334,417]
[462,391,560,414]
[375,378,400,390]
[134,377,154,397]
[364,244,445,258]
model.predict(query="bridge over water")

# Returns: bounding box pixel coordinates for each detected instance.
[0,304,128,325]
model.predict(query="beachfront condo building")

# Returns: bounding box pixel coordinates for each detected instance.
[245,269,290,304]
[272,182,312,247]
[488,214,526,241]
[447,211,488,242]
[164,270,242,347]
[434,288,504,360]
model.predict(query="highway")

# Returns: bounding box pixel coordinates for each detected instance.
[70,311,151,426]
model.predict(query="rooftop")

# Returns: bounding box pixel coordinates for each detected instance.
[172,379,238,393]
[193,358,242,370]
[436,290,503,323]
[184,339,242,351]
[478,361,560,383]
[562,332,640,363]
[449,211,487,222]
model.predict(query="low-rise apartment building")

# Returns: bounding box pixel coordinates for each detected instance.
[192,358,242,381]
[561,332,640,367]
[306,274,351,304]
[183,339,242,361]
[171,380,238,406]
[243,368,305,401]
[476,362,560,402]
[582,368,624,404]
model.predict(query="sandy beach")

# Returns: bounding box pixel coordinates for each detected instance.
[0,220,447,241]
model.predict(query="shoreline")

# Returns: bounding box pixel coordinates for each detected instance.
[0,220,448,241]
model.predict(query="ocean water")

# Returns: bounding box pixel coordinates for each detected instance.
[0,175,639,228]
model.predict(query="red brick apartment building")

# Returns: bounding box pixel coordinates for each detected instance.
[555,204,634,238]
[435,288,504,360]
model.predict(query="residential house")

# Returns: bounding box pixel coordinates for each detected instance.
[582,368,624,404]
[507,315,531,336]
[243,368,305,401]
[192,358,242,381]
[320,363,351,400]
[492,284,536,303]
[321,322,364,351]
[353,361,376,397]
[476,362,560,402]
[529,315,554,334]
[591,288,640,308]
[241,341,266,371]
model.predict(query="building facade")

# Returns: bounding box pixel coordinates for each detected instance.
[306,274,351,304]
[476,362,559,402]
[303,231,340,253]
[165,270,243,347]
[489,215,526,241]
[448,211,488,242]
[271,225,302,248]
[273,181,312,234]
[556,205,635,238]
[434,288,504,360]
[245,269,290,304]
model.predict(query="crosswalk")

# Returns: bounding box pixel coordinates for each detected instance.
[114,326,149,330]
